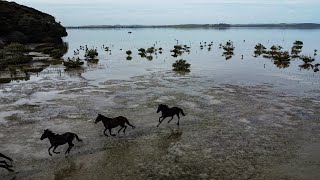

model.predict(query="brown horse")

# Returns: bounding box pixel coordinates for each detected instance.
[40,129,82,156]
[95,114,135,136]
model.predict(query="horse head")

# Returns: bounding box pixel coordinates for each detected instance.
[95,114,104,124]
[157,104,162,113]
[40,129,51,140]
[157,104,168,113]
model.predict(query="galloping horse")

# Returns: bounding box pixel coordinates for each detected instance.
[40,129,82,156]
[156,104,185,127]
[95,114,135,136]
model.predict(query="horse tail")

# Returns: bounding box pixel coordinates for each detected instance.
[125,119,136,129]
[179,108,186,116]
[74,133,83,142]
[0,153,13,162]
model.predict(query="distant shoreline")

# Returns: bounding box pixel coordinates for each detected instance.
[66,23,320,29]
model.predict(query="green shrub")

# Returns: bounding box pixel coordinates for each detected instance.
[146,47,155,54]
[50,49,65,59]
[300,56,315,63]
[64,57,84,68]
[41,47,55,54]
[291,40,303,56]
[0,43,32,66]
[138,48,146,52]
[2,54,32,65]
[139,52,146,58]
[85,49,98,59]
[36,43,68,59]
[172,59,191,72]
[4,43,27,53]
[126,50,132,56]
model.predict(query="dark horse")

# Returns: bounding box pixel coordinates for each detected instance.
[95,114,135,136]
[157,104,185,127]
[40,129,82,156]
[0,153,13,172]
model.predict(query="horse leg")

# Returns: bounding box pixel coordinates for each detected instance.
[103,128,109,136]
[53,146,60,154]
[118,126,124,134]
[123,125,127,134]
[0,160,12,167]
[109,129,116,136]
[0,164,14,172]
[48,145,54,156]
[158,116,163,122]
[177,113,180,126]
[167,116,174,123]
[156,117,166,127]
[66,142,74,154]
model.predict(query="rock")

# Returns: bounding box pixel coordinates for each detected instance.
[6,31,27,43]
[0,1,67,44]
[0,39,4,49]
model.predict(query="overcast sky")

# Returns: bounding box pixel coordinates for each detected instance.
[12,0,320,26]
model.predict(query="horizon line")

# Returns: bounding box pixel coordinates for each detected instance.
[65,23,320,29]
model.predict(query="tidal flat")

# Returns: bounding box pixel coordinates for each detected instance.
[0,70,319,179]
[0,28,320,179]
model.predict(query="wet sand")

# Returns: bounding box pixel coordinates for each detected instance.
[0,71,320,179]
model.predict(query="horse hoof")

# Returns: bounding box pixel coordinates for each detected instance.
[112,134,116,136]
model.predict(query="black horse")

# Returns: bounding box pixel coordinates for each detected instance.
[40,129,82,156]
[157,104,185,127]
[0,153,13,172]
[95,114,135,136]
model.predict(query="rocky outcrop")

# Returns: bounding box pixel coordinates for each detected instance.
[0,1,67,44]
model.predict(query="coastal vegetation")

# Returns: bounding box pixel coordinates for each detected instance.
[85,49,98,59]
[170,45,190,57]
[34,43,68,59]
[0,43,32,68]
[221,41,235,60]
[63,57,84,69]
[0,1,67,44]
[253,40,319,71]
[172,59,191,72]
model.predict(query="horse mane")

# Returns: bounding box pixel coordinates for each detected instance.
[160,104,169,108]
[45,129,56,136]
[98,114,111,120]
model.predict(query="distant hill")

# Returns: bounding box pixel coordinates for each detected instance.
[0,1,67,44]
[67,23,320,29]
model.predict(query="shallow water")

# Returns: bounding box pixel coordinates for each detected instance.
[0,28,320,179]
[25,28,320,95]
